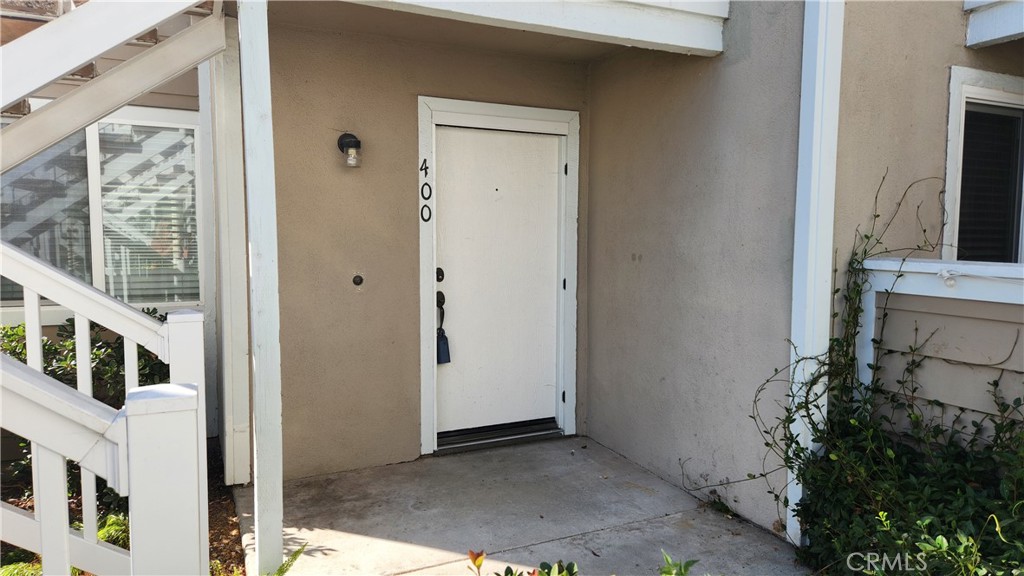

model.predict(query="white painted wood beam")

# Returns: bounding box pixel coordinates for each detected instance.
[965,0,1024,47]
[1,14,225,175]
[0,0,199,109]
[359,0,725,56]
[1,242,166,358]
[621,0,729,19]
[205,17,253,486]
[237,2,284,572]
[787,0,844,547]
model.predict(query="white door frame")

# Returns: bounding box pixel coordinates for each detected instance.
[418,96,580,454]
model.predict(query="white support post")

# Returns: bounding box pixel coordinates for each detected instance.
[237,2,285,572]
[23,288,42,371]
[165,309,210,573]
[205,16,253,486]
[36,445,71,575]
[787,0,845,546]
[74,313,100,542]
[125,384,203,576]
[124,339,140,392]
[23,288,44,528]
[195,16,223,443]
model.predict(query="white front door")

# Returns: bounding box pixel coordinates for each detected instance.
[434,126,561,434]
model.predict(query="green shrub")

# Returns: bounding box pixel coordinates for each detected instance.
[753,177,1024,574]
[0,563,41,576]
[1,312,169,514]
[0,309,169,408]
[97,513,131,549]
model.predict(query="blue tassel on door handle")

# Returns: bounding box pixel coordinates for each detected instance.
[437,290,451,364]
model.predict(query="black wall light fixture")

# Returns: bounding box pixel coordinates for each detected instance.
[338,133,361,167]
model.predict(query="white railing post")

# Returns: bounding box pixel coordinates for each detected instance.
[36,445,71,574]
[125,384,203,575]
[165,309,210,573]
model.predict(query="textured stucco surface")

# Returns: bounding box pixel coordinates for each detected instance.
[584,1,803,532]
[268,21,588,480]
[834,1,1024,261]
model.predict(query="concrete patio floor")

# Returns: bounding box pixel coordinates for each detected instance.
[235,438,805,575]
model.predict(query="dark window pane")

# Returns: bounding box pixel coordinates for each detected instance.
[957,104,1023,262]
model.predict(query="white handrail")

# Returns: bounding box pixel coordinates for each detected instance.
[0,356,204,574]
[0,241,168,360]
[0,354,126,491]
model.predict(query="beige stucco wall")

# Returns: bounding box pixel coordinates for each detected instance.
[835,3,1023,445]
[584,1,803,531]
[268,22,589,479]
[834,1,1024,261]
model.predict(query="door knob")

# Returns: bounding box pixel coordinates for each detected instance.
[436,290,445,308]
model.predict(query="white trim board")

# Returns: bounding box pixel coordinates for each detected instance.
[856,256,1024,388]
[368,0,725,56]
[943,66,1024,262]
[787,0,844,546]
[965,0,1024,48]
[417,96,579,454]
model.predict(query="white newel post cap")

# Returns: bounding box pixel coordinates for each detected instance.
[166,309,204,324]
[125,383,198,415]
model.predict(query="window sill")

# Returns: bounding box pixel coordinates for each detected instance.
[862,257,1023,305]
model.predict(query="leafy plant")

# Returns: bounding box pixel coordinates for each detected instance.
[0,563,41,576]
[658,551,699,576]
[750,175,1024,574]
[0,309,169,408]
[1,311,168,509]
[534,561,578,576]
[264,544,306,576]
[465,551,578,576]
[210,560,245,576]
[97,512,131,549]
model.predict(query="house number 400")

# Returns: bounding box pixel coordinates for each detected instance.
[419,159,432,222]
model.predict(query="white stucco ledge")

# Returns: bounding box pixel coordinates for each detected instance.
[125,383,199,415]
[357,0,728,56]
[863,257,1024,306]
[964,0,1024,48]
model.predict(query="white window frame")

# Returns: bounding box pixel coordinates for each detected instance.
[1,98,208,325]
[943,66,1024,262]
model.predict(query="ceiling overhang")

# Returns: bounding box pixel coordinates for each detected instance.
[347,0,727,56]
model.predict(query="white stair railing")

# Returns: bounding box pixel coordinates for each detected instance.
[0,0,200,109]
[0,240,209,573]
[1,356,205,574]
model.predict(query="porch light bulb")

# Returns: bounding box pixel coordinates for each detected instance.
[338,133,362,168]
[345,147,361,167]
